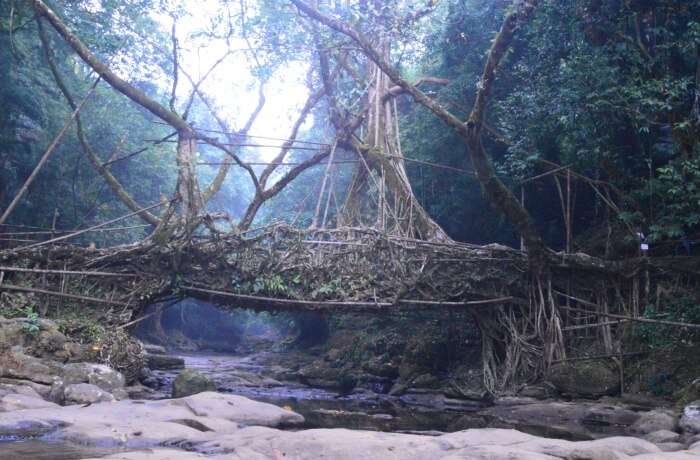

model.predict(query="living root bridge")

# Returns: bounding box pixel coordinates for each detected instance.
[0,224,532,314]
[2,224,700,393]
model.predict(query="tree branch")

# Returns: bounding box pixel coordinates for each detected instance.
[385,76,449,99]
[30,0,190,133]
[169,19,179,113]
[37,18,160,226]
[202,82,266,203]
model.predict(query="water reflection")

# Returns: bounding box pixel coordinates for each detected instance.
[0,439,114,460]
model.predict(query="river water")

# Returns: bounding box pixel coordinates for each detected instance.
[153,351,486,432]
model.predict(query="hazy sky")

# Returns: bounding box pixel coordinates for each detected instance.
[159,0,313,162]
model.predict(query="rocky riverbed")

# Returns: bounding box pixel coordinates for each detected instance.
[1,391,700,459]
[3,316,700,458]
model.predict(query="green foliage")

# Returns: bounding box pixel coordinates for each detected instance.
[234,274,289,296]
[633,297,700,350]
[21,305,40,334]
[646,157,700,242]
[57,316,106,344]
[312,278,343,299]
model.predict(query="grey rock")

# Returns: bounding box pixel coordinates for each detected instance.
[63,362,125,392]
[518,384,557,400]
[388,383,408,396]
[112,388,129,400]
[494,396,539,406]
[644,429,680,444]
[680,400,700,434]
[0,349,62,384]
[0,377,52,399]
[481,400,640,440]
[49,379,66,405]
[0,382,42,399]
[630,409,678,435]
[64,383,115,405]
[656,442,685,452]
[142,343,167,355]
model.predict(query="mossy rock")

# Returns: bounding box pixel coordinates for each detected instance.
[547,361,619,398]
[172,369,216,398]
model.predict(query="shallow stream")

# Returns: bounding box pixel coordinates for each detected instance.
[155,351,486,432]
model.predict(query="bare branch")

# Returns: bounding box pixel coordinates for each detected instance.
[197,134,261,193]
[202,82,267,203]
[258,84,325,188]
[37,18,160,226]
[30,0,190,133]
[181,50,231,120]
[239,145,333,230]
[385,76,449,99]
[169,19,179,113]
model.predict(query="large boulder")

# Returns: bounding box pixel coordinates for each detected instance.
[298,359,351,390]
[644,430,681,444]
[63,362,125,392]
[0,392,303,445]
[172,369,216,398]
[0,317,70,360]
[362,354,399,379]
[0,348,62,384]
[142,343,167,355]
[679,400,700,434]
[547,361,619,398]
[0,377,52,399]
[64,383,115,405]
[629,409,678,435]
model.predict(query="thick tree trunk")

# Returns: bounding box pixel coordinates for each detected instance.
[292,0,546,268]
[175,131,203,228]
[338,25,448,240]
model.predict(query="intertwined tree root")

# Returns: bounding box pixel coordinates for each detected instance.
[1,224,699,393]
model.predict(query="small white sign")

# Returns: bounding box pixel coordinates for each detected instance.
[640,243,649,251]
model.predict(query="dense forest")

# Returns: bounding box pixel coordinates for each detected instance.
[2,0,698,252]
[2,1,700,459]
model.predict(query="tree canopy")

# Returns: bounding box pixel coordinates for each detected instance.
[0,0,698,258]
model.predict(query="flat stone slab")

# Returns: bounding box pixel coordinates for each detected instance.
[85,427,700,460]
[2,392,698,459]
[0,391,303,448]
